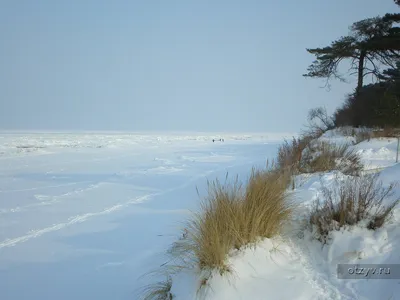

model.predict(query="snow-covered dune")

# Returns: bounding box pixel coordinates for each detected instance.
[171,130,400,300]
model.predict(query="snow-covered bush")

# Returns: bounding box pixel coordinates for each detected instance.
[309,173,400,243]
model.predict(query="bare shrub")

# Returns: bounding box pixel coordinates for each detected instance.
[306,107,335,136]
[309,173,400,243]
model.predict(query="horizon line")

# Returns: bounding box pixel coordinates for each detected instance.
[0,129,299,135]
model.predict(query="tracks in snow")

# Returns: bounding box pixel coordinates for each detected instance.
[0,181,93,193]
[0,194,151,249]
[0,183,101,215]
[286,237,348,300]
[0,160,253,250]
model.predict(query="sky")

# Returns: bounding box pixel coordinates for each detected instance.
[0,0,398,133]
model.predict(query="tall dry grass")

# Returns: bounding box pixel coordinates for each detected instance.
[277,137,306,174]
[169,167,292,275]
[278,136,363,177]
[300,141,363,175]
[242,168,292,243]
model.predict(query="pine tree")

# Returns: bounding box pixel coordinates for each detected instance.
[304,14,400,95]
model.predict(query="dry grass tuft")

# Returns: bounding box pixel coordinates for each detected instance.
[354,128,373,144]
[169,168,292,274]
[278,137,363,177]
[139,275,174,300]
[277,137,307,174]
[242,168,292,243]
[300,141,363,175]
[276,132,319,175]
[309,173,400,243]
[169,175,243,274]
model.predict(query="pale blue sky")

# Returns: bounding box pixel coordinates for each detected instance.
[0,0,398,132]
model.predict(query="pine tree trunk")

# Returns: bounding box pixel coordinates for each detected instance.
[356,50,366,96]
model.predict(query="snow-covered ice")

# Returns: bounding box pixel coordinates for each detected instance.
[0,132,288,300]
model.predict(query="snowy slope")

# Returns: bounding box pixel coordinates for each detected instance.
[170,130,400,300]
[317,128,399,170]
